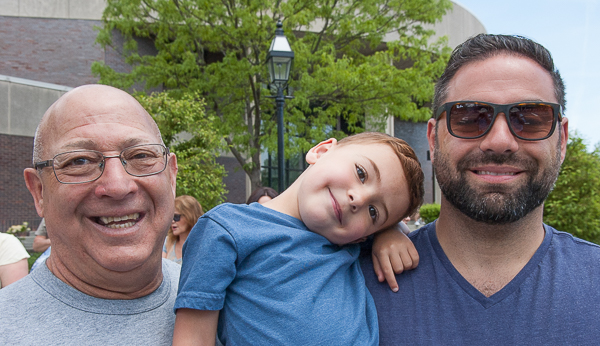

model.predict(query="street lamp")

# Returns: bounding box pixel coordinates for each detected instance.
[267,21,294,192]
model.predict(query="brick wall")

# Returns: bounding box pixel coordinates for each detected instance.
[0,133,41,232]
[0,16,104,87]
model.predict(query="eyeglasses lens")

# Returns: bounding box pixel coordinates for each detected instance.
[173,214,181,222]
[53,151,104,183]
[449,103,494,138]
[508,104,555,139]
[51,144,167,184]
[121,145,167,176]
[449,103,555,140]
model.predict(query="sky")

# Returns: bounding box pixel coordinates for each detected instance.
[454,0,600,148]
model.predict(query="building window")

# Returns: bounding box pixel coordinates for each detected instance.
[261,151,307,191]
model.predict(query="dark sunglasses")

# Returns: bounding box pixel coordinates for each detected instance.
[435,101,563,141]
[173,214,181,222]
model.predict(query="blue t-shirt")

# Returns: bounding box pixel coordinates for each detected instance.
[360,222,600,345]
[175,203,378,345]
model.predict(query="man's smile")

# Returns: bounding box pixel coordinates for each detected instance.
[96,213,141,229]
[474,170,517,176]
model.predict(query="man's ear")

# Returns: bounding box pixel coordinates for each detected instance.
[559,117,569,164]
[168,153,178,198]
[305,138,337,165]
[426,119,437,163]
[24,168,44,217]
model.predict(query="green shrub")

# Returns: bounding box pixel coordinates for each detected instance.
[27,252,42,270]
[420,203,441,224]
[544,133,600,244]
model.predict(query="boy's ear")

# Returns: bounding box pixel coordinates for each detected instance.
[426,118,436,163]
[305,138,337,165]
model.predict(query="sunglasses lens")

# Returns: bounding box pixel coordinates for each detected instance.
[508,104,555,139]
[448,102,494,138]
[173,214,181,222]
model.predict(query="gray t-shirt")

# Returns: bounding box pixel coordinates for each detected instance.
[0,259,180,345]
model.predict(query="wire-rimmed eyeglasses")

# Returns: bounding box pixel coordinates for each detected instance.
[34,144,169,184]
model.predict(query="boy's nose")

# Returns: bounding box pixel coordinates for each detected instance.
[348,191,366,211]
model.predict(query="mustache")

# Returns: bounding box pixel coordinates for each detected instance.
[456,151,537,171]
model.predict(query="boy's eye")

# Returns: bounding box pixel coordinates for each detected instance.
[369,205,378,223]
[356,165,367,183]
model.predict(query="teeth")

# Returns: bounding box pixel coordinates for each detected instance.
[99,213,140,227]
[477,171,516,176]
[105,221,136,229]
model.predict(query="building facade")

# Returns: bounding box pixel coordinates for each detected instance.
[0,0,484,230]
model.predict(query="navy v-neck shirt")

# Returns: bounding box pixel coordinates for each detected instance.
[361,222,600,345]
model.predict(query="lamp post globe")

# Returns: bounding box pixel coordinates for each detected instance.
[267,21,294,192]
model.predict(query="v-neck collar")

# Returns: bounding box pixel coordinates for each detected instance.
[429,222,552,308]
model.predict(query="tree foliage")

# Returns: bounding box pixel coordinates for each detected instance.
[544,132,600,244]
[419,203,440,224]
[93,0,453,190]
[136,91,227,210]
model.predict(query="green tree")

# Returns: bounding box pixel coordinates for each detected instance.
[419,203,440,224]
[544,132,600,244]
[136,91,227,210]
[93,0,453,190]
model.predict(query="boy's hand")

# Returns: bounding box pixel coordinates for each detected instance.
[371,222,419,292]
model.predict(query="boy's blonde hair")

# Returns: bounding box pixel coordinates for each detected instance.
[337,132,424,225]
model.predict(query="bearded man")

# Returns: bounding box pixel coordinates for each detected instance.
[362,34,600,345]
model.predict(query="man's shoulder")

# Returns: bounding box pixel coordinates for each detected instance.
[0,274,45,327]
[547,225,600,260]
[0,273,36,300]
[549,226,600,246]
[162,257,181,284]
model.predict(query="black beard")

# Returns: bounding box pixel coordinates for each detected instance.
[433,143,561,224]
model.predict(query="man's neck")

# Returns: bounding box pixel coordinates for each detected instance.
[46,254,164,300]
[435,200,545,297]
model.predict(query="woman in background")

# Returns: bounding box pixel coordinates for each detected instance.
[163,195,204,264]
[246,187,278,205]
[0,232,29,288]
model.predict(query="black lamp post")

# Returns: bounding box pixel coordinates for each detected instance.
[267,21,294,192]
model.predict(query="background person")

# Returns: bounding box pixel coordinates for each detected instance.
[246,186,278,204]
[163,195,204,264]
[0,232,30,288]
[32,218,51,253]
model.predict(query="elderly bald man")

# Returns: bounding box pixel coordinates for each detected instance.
[0,85,180,344]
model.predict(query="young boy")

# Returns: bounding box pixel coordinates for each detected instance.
[173,132,424,345]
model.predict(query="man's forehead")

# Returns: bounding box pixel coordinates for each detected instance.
[446,54,556,104]
[40,87,161,153]
[60,137,151,151]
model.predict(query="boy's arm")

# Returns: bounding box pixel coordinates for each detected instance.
[371,222,419,292]
[173,308,219,346]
